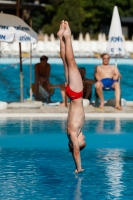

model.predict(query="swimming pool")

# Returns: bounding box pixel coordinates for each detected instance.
[0,57,133,102]
[0,119,133,200]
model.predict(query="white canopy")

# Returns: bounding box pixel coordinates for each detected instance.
[106,6,125,56]
[0,12,37,43]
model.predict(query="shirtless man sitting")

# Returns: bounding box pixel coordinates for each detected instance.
[34,55,51,101]
[79,67,95,101]
[95,53,122,110]
[57,20,86,173]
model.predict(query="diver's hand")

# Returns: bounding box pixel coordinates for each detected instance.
[75,169,84,173]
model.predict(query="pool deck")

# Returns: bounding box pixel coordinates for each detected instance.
[0,101,133,118]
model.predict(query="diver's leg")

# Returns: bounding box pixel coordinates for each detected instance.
[63,21,83,92]
[57,20,68,83]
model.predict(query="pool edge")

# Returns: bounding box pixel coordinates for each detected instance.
[0,113,133,118]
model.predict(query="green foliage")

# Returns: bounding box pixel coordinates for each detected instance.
[31,10,44,32]
[43,0,85,37]
[16,0,133,38]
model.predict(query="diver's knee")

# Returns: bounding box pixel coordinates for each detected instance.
[68,59,76,67]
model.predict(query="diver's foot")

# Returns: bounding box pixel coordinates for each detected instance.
[63,21,71,37]
[57,20,65,37]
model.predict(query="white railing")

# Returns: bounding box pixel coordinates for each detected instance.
[0,36,133,57]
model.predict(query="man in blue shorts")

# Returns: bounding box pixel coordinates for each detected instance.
[95,53,122,110]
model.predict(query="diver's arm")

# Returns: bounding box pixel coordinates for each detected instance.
[70,135,83,173]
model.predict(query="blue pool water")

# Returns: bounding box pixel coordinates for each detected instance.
[0,58,133,102]
[0,119,133,200]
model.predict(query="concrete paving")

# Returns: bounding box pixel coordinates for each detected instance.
[0,101,133,118]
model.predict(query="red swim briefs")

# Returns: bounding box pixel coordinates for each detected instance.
[65,85,83,100]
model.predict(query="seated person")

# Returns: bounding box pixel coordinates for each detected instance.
[34,55,53,101]
[79,67,95,101]
[95,53,122,109]
[60,67,95,106]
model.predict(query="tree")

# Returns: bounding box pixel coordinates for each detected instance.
[17,0,133,38]
[81,0,133,38]
[43,0,85,38]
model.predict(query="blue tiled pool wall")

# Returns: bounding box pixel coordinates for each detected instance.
[0,58,133,102]
[1,119,133,135]
[0,119,133,149]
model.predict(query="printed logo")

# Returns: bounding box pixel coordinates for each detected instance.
[19,35,31,41]
[111,48,114,52]
[0,34,5,39]
[0,25,9,29]
[110,37,123,42]
[111,48,122,53]
[14,26,30,31]
[0,25,30,31]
